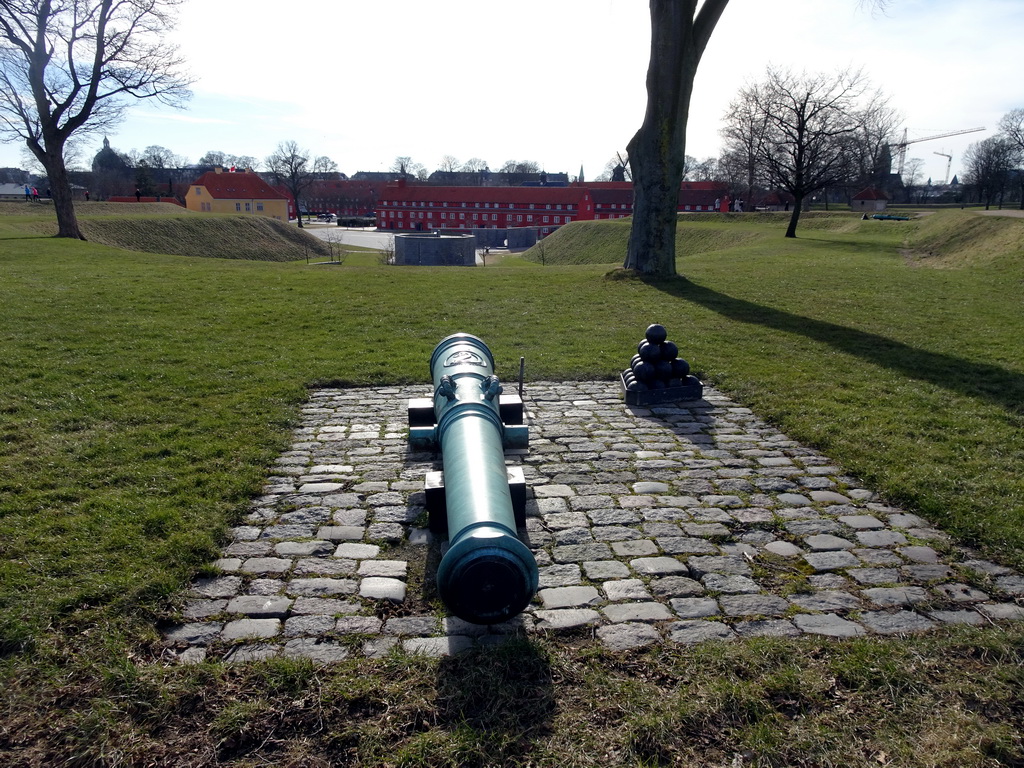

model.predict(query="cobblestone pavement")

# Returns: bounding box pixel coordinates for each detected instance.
[163,382,1024,663]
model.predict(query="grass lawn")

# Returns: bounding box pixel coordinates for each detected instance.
[1,206,1023,766]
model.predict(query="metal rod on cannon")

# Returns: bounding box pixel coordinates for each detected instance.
[411,334,538,624]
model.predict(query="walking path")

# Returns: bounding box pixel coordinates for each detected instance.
[162,382,1024,663]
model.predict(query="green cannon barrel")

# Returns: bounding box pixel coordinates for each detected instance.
[429,334,538,624]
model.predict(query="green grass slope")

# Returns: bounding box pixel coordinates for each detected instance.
[903,210,1024,268]
[0,202,331,261]
[523,211,864,265]
[2,209,1024,766]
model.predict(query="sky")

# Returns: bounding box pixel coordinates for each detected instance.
[3,0,1022,185]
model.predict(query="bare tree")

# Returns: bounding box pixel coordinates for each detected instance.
[963,136,1020,210]
[140,145,185,169]
[998,108,1024,209]
[313,154,339,180]
[688,156,719,181]
[726,67,871,237]
[624,0,729,275]
[0,0,192,239]
[721,80,771,206]
[498,159,541,174]
[232,155,259,172]
[901,157,925,203]
[265,141,335,228]
[850,90,901,190]
[198,150,228,167]
[390,156,426,180]
[438,154,460,173]
[197,150,258,170]
[460,157,488,173]
[378,234,395,266]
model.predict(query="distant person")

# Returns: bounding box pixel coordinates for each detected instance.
[45,188,50,198]
[135,188,141,202]
[85,190,90,201]
[736,199,744,212]
[714,197,720,210]
[24,184,30,201]
[31,187,39,202]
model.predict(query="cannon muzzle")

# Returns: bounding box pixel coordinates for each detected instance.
[410,334,538,624]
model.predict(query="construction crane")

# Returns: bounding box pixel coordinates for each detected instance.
[894,127,984,175]
[934,151,953,185]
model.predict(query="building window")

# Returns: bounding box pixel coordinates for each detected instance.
[516,215,523,222]
[194,187,201,195]
[235,203,241,211]
[245,202,251,212]
[257,203,264,211]
[527,215,533,222]
[543,216,549,223]
[553,216,561,224]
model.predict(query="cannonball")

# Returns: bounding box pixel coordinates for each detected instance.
[634,361,656,383]
[654,360,673,379]
[645,324,668,344]
[649,379,666,390]
[630,354,642,368]
[661,341,679,360]
[625,380,643,392]
[671,358,690,377]
[638,341,661,362]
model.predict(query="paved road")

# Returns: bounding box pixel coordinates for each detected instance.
[301,225,499,265]
[302,226,394,250]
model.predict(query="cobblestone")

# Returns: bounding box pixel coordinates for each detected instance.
[162,382,1024,662]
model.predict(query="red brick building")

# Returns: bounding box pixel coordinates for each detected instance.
[304,179,388,217]
[376,180,728,233]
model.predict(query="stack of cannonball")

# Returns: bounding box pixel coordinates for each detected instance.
[622,324,691,392]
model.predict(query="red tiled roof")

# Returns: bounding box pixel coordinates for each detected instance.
[192,171,287,200]
[852,186,889,201]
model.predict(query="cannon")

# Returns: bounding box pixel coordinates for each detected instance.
[407,334,538,624]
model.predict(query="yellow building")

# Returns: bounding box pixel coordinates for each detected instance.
[186,168,289,220]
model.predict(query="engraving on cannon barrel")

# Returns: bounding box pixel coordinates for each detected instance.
[444,350,485,367]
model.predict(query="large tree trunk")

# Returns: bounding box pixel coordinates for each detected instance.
[32,139,85,240]
[623,0,728,276]
[785,194,804,238]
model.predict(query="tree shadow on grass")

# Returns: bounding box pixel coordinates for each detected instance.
[645,275,1024,417]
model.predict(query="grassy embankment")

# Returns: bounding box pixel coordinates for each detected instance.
[1,204,1023,766]
[0,202,337,262]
